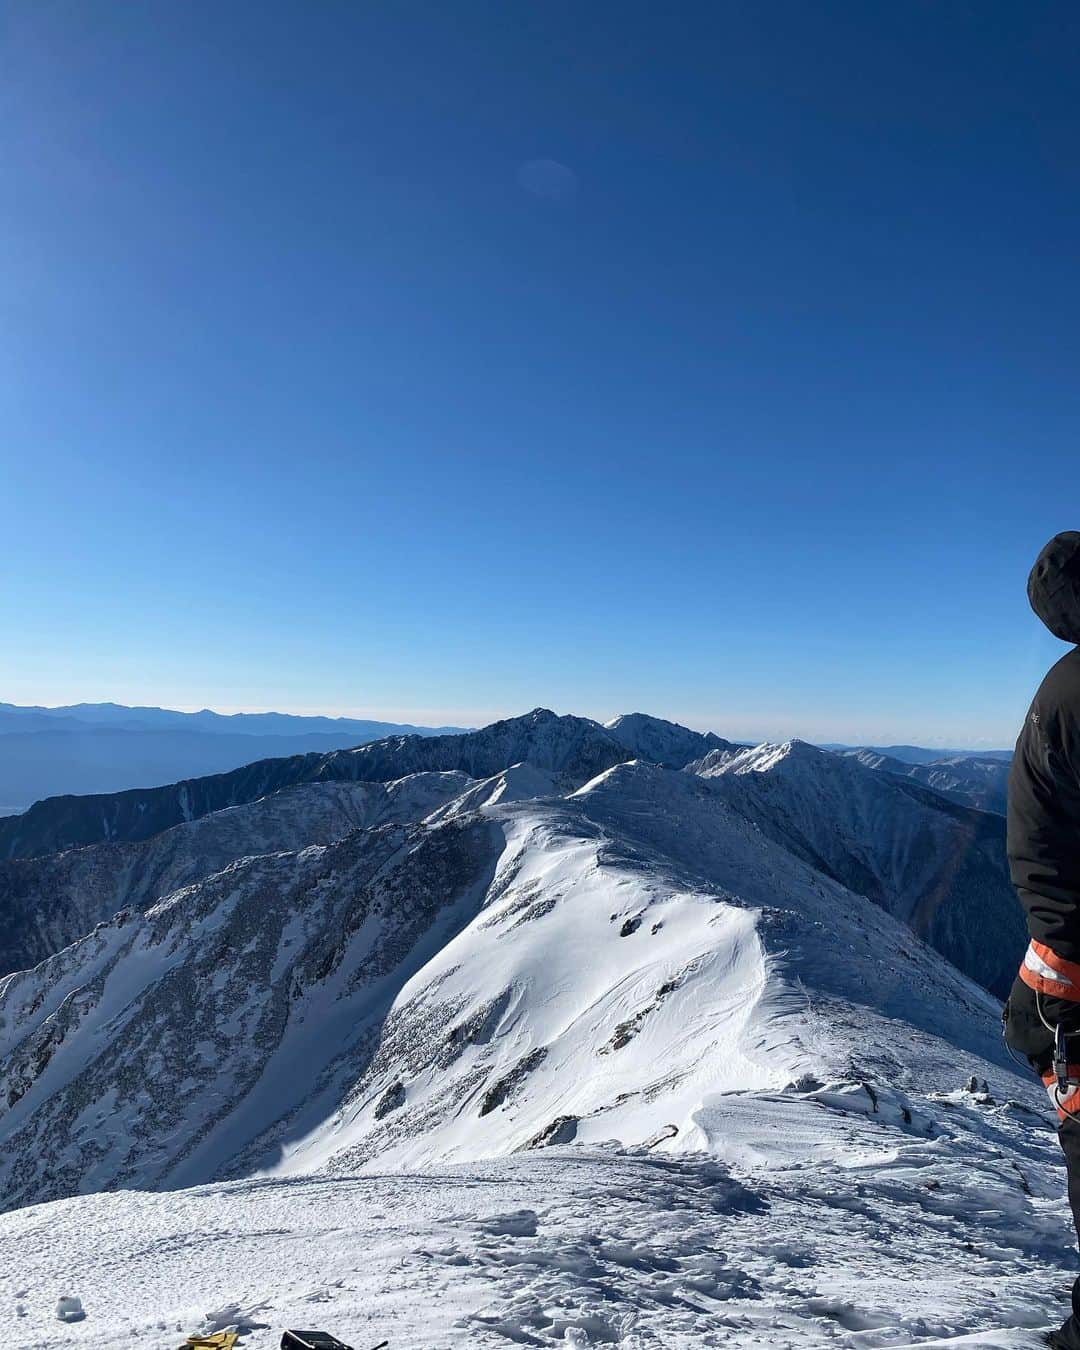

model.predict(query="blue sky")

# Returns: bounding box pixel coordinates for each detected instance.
[3,1,1080,745]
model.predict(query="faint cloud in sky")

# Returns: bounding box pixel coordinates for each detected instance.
[517,158,577,202]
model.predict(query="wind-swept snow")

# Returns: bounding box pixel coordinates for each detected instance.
[1,1107,1071,1350]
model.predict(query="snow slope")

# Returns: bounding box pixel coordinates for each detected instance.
[694,740,1021,995]
[1,1110,1072,1350]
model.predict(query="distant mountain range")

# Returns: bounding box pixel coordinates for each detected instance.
[0,702,467,738]
[839,748,1011,815]
[0,702,468,814]
[822,742,1013,764]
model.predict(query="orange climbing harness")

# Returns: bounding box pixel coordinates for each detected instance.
[1019,939,1080,1002]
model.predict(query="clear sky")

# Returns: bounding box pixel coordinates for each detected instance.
[3,2,1080,746]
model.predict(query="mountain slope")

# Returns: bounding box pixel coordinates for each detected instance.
[0,773,476,978]
[0,709,628,861]
[0,758,1021,1211]
[696,739,1022,995]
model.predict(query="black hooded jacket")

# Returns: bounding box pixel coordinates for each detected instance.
[1008,532,1080,960]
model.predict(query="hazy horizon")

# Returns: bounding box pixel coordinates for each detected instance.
[0,695,1018,752]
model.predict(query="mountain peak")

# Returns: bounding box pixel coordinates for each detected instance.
[697,738,826,777]
[603,712,734,769]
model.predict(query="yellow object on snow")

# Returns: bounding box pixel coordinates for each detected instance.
[181,1334,239,1350]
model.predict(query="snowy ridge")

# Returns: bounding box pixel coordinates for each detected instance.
[0,710,744,976]
[0,773,475,978]
[0,763,573,980]
[0,756,1025,1211]
[0,708,630,860]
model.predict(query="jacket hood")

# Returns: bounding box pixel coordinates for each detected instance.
[1028,532,1080,643]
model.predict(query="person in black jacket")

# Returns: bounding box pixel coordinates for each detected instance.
[1006,531,1080,1350]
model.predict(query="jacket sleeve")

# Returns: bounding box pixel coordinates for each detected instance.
[1008,686,1080,960]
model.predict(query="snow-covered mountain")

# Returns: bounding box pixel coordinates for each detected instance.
[844,746,1012,815]
[0,774,476,978]
[0,737,1023,1212]
[0,709,627,860]
[0,713,725,977]
[694,739,1021,995]
[0,713,1012,989]
[603,712,736,767]
[0,705,1058,1350]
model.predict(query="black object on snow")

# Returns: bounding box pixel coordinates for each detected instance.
[280,1334,353,1350]
[280,1335,388,1350]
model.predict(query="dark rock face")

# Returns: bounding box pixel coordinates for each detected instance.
[523,1115,580,1148]
[480,1049,549,1116]
[374,1081,405,1119]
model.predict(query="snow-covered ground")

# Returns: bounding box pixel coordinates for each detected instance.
[2,1090,1072,1350]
